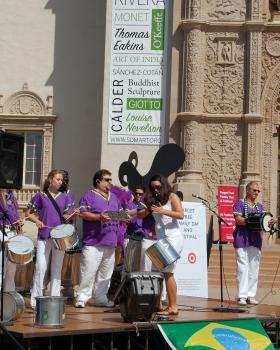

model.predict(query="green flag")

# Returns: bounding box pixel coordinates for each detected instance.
[158,319,275,349]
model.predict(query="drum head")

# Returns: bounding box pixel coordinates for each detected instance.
[8,235,34,254]
[262,213,273,232]
[51,224,75,239]
[1,292,24,322]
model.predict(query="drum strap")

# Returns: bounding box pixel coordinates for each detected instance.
[44,190,65,224]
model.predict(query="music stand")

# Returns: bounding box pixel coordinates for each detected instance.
[199,199,247,313]
[0,206,26,349]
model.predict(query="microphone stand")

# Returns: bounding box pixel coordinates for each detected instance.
[0,206,26,350]
[198,198,246,313]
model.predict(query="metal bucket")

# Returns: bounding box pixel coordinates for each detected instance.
[50,224,78,251]
[0,291,25,322]
[145,238,180,270]
[124,235,142,272]
[7,235,35,265]
[34,296,67,328]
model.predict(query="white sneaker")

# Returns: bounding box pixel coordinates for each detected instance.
[247,297,258,305]
[237,298,247,305]
[75,300,85,308]
[95,299,114,307]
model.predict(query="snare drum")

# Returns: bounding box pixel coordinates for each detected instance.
[246,212,273,232]
[34,296,67,328]
[145,238,180,271]
[0,291,25,322]
[7,235,34,265]
[50,224,78,251]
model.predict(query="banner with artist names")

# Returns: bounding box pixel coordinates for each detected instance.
[108,0,168,145]
[158,320,274,350]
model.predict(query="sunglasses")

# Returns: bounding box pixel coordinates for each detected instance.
[135,192,144,196]
[152,185,161,190]
[251,189,260,193]
[102,178,112,182]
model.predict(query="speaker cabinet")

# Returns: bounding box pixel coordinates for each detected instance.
[113,272,163,322]
[0,133,24,190]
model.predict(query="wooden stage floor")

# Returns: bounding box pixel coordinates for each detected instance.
[2,296,280,349]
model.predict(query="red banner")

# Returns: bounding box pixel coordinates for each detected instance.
[217,185,238,243]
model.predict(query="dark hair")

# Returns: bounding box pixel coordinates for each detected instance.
[134,185,145,193]
[59,170,69,192]
[43,169,64,192]
[176,190,184,201]
[93,169,112,188]
[145,174,172,206]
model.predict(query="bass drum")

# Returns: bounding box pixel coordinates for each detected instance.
[0,291,25,322]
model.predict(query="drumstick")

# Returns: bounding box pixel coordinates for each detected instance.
[64,205,90,223]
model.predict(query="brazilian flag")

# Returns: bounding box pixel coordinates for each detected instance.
[158,320,275,349]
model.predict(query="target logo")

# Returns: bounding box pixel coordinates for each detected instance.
[188,252,196,264]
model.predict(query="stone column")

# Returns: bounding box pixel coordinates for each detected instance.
[240,0,263,197]
[174,1,205,198]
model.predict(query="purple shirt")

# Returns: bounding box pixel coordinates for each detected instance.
[233,199,264,250]
[65,189,75,213]
[79,190,121,247]
[27,192,71,240]
[125,200,155,239]
[0,192,20,226]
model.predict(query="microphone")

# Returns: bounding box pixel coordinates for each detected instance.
[192,193,208,202]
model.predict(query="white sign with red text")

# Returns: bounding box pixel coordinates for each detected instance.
[175,202,208,298]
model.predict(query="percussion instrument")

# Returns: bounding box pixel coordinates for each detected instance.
[34,296,67,328]
[246,212,273,232]
[50,224,78,251]
[61,245,82,296]
[145,238,180,270]
[0,291,25,322]
[7,235,35,265]
[124,234,142,273]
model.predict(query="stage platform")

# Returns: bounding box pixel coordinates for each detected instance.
[1,296,280,349]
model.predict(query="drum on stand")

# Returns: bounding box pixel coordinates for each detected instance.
[50,224,78,251]
[34,296,67,328]
[246,212,273,232]
[7,235,35,265]
[61,245,81,297]
[145,238,180,271]
[124,234,142,273]
[0,291,25,322]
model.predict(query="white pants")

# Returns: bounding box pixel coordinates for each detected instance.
[0,229,17,291]
[31,239,65,307]
[140,239,156,272]
[235,246,261,299]
[75,246,115,304]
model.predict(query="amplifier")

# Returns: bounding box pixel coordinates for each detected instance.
[113,272,163,322]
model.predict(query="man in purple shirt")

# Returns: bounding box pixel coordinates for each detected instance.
[75,169,121,308]
[0,189,23,292]
[233,181,276,305]
[124,186,155,272]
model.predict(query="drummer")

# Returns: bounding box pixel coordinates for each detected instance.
[138,174,184,316]
[0,189,23,292]
[233,181,276,306]
[25,169,79,308]
[60,170,76,212]
[74,169,121,308]
[124,185,155,272]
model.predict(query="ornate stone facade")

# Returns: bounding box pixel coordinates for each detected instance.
[176,1,280,236]
[0,83,57,207]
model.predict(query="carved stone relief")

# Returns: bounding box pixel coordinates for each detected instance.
[261,33,280,93]
[202,123,242,204]
[182,120,203,172]
[185,29,205,112]
[207,0,246,20]
[189,0,202,19]
[204,32,244,114]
